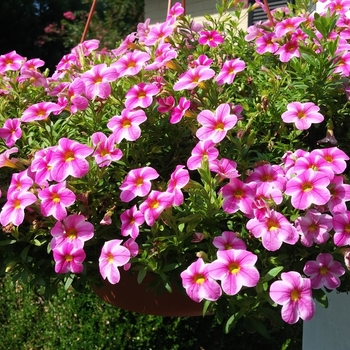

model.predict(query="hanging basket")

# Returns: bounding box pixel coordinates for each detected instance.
[93,269,204,317]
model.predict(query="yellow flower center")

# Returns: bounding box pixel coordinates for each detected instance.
[308,223,318,232]
[267,219,280,231]
[234,189,244,199]
[107,252,114,263]
[14,199,21,209]
[64,150,75,162]
[122,119,131,128]
[149,200,159,209]
[320,266,328,275]
[290,289,300,301]
[194,274,206,284]
[51,193,61,203]
[214,122,225,131]
[302,182,313,192]
[297,111,306,119]
[66,228,78,240]
[229,262,241,274]
[135,177,144,186]
[65,254,73,262]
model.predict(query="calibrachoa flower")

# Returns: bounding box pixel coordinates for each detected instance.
[49,138,93,182]
[221,178,255,215]
[270,271,315,324]
[208,249,260,295]
[196,103,238,143]
[7,170,33,196]
[139,190,174,226]
[180,258,222,303]
[80,63,119,99]
[124,82,160,109]
[0,50,24,73]
[91,132,123,167]
[213,231,246,250]
[50,214,94,250]
[30,147,55,185]
[215,59,245,85]
[170,97,191,124]
[295,209,332,247]
[166,165,190,206]
[187,140,219,170]
[285,169,331,210]
[107,108,147,143]
[198,30,224,47]
[53,241,86,274]
[99,239,131,284]
[333,211,350,246]
[173,65,215,91]
[112,50,150,77]
[120,205,145,239]
[303,253,345,289]
[0,118,22,147]
[281,102,324,130]
[0,190,37,226]
[209,158,239,179]
[311,147,349,174]
[119,166,159,202]
[0,147,18,169]
[21,102,61,122]
[38,181,76,220]
[246,210,299,251]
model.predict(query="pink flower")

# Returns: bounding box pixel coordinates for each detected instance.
[0,51,24,73]
[0,147,18,168]
[269,271,315,324]
[72,39,100,57]
[30,147,55,185]
[173,66,215,91]
[196,103,238,143]
[38,182,76,220]
[112,50,150,77]
[50,214,94,250]
[187,140,219,170]
[295,209,332,247]
[139,190,174,226]
[166,165,190,206]
[170,97,191,124]
[145,43,177,70]
[256,33,279,54]
[281,102,324,130]
[157,96,175,113]
[0,190,37,226]
[208,249,260,295]
[247,163,286,191]
[275,17,307,38]
[63,11,75,20]
[99,239,131,284]
[0,118,22,147]
[107,108,147,143]
[67,78,89,113]
[144,22,174,46]
[334,52,350,76]
[119,167,159,202]
[247,210,299,251]
[21,58,44,72]
[213,231,246,250]
[8,170,33,197]
[49,138,93,182]
[91,132,123,167]
[193,54,213,67]
[215,59,245,85]
[125,83,160,109]
[333,211,350,246]
[311,147,349,174]
[275,40,300,63]
[166,2,184,24]
[285,169,331,210]
[123,238,139,271]
[120,205,145,238]
[209,158,239,179]
[80,63,119,99]
[53,241,86,274]
[198,30,224,47]
[303,253,345,289]
[327,175,350,214]
[220,178,255,215]
[180,258,222,303]
[21,102,61,122]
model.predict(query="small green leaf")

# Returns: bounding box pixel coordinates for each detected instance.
[261,266,284,283]
[248,316,271,339]
[313,289,329,308]
[137,268,147,284]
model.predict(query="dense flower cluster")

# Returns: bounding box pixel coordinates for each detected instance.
[1,0,350,330]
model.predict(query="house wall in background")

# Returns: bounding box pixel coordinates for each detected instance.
[144,0,249,28]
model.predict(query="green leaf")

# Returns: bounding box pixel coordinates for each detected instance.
[248,316,271,339]
[0,239,16,246]
[64,275,74,290]
[225,313,238,333]
[137,268,147,284]
[313,289,328,308]
[261,266,284,283]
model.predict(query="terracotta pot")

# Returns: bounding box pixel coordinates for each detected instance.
[93,270,204,317]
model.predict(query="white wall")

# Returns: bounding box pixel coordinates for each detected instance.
[144,0,248,29]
